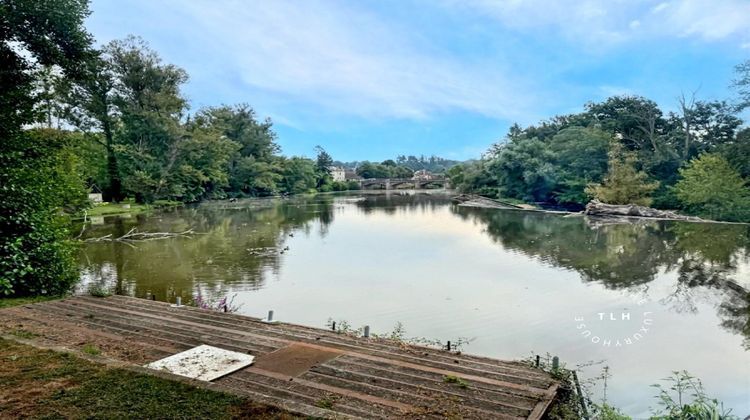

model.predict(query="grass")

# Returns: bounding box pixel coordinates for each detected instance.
[314,395,339,409]
[443,375,469,389]
[74,200,183,220]
[84,203,150,217]
[0,295,63,309]
[9,329,40,339]
[81,344,100,356]
[0,338,300,419]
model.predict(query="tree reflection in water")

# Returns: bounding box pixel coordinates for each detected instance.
[453,206,750,349]
[78,193,750,350]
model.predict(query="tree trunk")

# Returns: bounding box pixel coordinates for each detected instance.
[103,120,123,202]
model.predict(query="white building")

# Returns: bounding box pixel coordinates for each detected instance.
[329,166,346,182]
[412,169,434,181]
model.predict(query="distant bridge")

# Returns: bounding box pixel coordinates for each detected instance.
[358,177,450,190]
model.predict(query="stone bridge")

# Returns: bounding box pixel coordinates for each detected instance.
[358,177,450,190]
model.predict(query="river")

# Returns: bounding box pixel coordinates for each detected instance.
[77,191,750,417]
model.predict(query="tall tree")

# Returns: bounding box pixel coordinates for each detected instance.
[0,0,94,296]
[586,142,659,206]
[61,54,124,200]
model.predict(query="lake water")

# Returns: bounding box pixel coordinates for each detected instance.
[78,191,750,417]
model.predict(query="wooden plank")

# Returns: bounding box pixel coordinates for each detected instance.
[2,296,558,419]
[105,295,550,380]
[81,296,552,385]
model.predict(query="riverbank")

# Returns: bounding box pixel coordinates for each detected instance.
[0,337,298,419]
[73,200,183,220]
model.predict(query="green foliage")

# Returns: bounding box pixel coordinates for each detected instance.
[1,130,83,297]
[0,295,62,309]
[586,142,659,206]
[442,375,469,389]
[88,284,111,297]
[330,180,360,191]
[592,403,631,420]
[453,88,747,220]
[674,154,750,222]
[81,344,101,355]
[277,157,318,194]
[650,371,738,420]
[732,59,750,112]
[356,161,414,179]
[0,0,93,297]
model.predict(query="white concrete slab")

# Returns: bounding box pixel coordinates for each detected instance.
[145,345,254,381]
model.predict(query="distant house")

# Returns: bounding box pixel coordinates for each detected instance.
[88,184,103,204]
[329,166,346,182]
[344,169,361,180]
[412,169,434,181]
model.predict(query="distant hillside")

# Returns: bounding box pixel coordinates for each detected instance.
[333,155,462,174]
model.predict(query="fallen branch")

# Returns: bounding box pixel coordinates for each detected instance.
[84,228,199,243]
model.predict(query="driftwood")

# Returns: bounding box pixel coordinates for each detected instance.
[452,194,524,209]
[584,200,702,221]
[85,228,199,243]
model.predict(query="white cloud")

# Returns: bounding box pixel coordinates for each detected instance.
[449,0,750,45]
[165,0,536,122]
[652,2,671,13]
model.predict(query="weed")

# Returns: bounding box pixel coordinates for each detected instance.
[10,329,39,339]
[193,291,243,313]
[443,375,469,389]
[650,370,738,419]
[88,285,111,298]
[315,394,339,409]
[81,344,100,356]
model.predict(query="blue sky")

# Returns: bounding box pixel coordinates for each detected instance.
[86,0,750,161]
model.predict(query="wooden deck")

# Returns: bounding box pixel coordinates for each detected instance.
[1,296,558,419]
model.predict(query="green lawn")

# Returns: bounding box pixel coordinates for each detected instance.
[0,295,63,309]
[84,203,150,217]
[0,338,299,419]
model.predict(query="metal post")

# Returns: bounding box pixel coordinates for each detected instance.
[535,355,540,367]
[175,296,181,306]
[331,321,336,331]
[363,325,370,338]
[552,356,559,370]
[267,310,274,322]
[446,341,451,351]
[572,370,590,420]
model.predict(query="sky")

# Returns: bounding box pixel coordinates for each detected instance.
[86,0,750,161]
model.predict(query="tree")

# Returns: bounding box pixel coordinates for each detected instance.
[489,137,557,202]
[586,142,659,206]
[733,59,750,112]
[314,146,333,189]
[61,54,124,201]
[674,154,750,222]
[278,157,317,194]
[0,0,94,296]
[585,95,665,151]
[548,126,610,205]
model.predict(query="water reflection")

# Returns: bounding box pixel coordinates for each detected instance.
[79,193,750,352]
[79,196,337,300]
[453,206,750,349]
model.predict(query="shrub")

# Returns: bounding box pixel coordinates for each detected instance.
[674,154,750,222]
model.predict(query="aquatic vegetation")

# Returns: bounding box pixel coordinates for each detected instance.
[193,291,243,313]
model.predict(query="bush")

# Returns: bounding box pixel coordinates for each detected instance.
[674,154,750,222]
[1,131,81,296]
